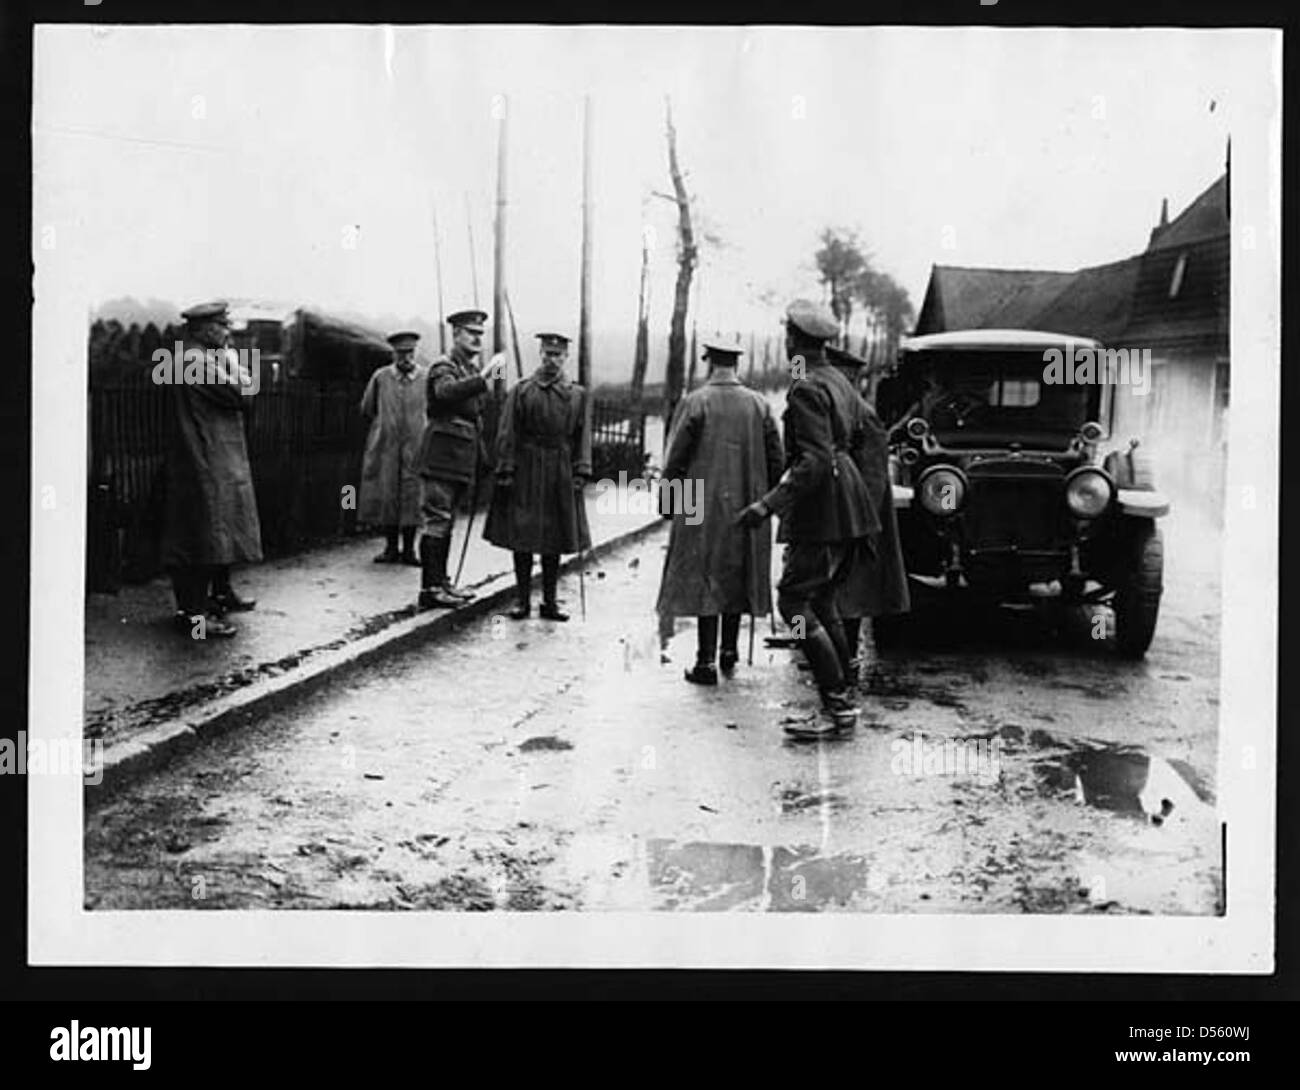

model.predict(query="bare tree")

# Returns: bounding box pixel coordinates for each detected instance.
[629,220,652,403]
[655,97,698,432]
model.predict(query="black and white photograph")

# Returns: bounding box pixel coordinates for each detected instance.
[28,21,1279,970]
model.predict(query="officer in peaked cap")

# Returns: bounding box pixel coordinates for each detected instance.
[735,298,878,736]
[180,299,231,323]
[657,331,783,684]
[359,331,429,565]
[161,299,263,639]
[484,330,592,621]
[413,307,507,608]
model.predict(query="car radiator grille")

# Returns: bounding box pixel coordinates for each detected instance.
[963,477,1066,552]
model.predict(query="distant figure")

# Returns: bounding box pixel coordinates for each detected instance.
[658,337,783,684]
[826,344,910,683]
[359,331,428,565]
[738,300,877,736]
[160,300,262,639]
[414,309,507,609]
[484,332,592,621]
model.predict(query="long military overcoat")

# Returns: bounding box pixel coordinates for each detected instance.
[655,373,784,618]
[358,361,428,526]
[834,376,912,618]
[160,344,264,568]
[483,370,593,555]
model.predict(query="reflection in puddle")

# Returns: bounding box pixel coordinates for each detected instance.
[997,725,1215,827]
[646,838,873,912]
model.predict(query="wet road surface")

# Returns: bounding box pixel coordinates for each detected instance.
[86,520,1222,914]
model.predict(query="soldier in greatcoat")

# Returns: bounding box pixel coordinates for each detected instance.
[826,344,911,685]
[484,332,592,621]
[160,300,263,639]
[656,338,783,684]
[359,331,428,565]
[737,300,878,736]
[414,308,507,609]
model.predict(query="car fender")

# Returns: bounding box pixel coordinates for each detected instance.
[1117,488,1170,518]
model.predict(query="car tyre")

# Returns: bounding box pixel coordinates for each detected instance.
[1113,520,1163,658]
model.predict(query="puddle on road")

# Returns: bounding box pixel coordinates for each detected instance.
[645,838,874,911]
[994,724,1214,826]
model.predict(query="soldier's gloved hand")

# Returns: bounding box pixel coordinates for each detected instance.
[481,352,508,382]
[736,500,770,529]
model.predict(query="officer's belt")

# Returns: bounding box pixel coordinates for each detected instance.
[519,435,572,451]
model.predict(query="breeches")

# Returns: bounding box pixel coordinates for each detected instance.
[776,541,856,638]
[419,478,466,539]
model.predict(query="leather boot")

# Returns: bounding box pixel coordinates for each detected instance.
[509,552,532,619]
[399,527,419,566]
[538,554,568,621]
[719,613,741,676]
[418,536,460,609]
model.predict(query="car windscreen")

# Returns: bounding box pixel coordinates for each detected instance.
[903,352,1094,446]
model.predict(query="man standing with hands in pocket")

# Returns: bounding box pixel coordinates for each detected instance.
[415,308,508,609]
[484,331,592,622]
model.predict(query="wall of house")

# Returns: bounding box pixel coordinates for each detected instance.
[1109,351,1226,524]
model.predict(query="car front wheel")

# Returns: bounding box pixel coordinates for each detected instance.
[1113,520,1163,658]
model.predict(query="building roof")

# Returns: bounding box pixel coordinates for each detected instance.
[1147,173,1229,251]
[913,172,1227,353]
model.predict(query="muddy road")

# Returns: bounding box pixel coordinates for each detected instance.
[86,517,1223,915]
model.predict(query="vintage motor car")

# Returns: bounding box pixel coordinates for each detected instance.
[874,329,1169,657]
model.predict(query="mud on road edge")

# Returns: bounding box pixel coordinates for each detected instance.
[86,518,666,806]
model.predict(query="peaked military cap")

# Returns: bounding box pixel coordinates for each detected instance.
[387,331,420,348]
[181,300,230,323]
[701,336,744,359]
[535,332,571,347]
[447,309,488,332]
[785,299,839,341]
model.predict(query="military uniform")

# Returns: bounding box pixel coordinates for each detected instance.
[827,346,911,680]
[656,337,783,682]
[415,309,492,606]
[485,333,591,621]
[162,300,262,638]
[360,331,427,564]
[739,300,874,733]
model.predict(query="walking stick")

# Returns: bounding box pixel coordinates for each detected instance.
[578,547,586,621]
[748,614,756,666]
[454,470,478,589]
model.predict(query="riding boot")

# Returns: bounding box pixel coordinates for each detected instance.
[509,552,533,619]
[418,536,459,609]
[719,613,742,676]
[841,617,863,686]
[538,554,568,621]
[399,527,419,566]
[685,615,719,684]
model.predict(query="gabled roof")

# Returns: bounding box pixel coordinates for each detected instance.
[1147,174,1228,251]
[915,266,1073,335]
[915,257,1141,345]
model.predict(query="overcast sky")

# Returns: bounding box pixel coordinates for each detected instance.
[35,25,1273,376]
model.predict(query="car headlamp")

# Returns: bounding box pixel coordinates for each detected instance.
[917,465,967,516]
[1064,466,1114,518]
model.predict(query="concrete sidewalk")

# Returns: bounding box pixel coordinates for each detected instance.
[84,486,662,770]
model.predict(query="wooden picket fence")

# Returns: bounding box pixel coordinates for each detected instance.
[86,374,647,591]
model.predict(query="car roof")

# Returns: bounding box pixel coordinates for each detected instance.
[899,329,1104,354]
